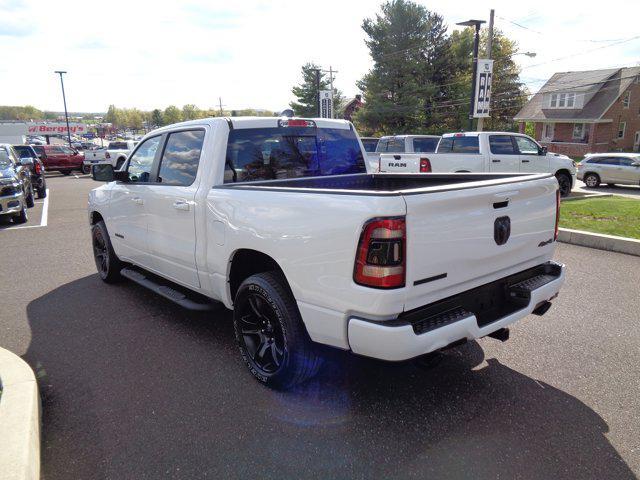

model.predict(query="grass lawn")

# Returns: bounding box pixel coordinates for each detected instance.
[560,196,640,239]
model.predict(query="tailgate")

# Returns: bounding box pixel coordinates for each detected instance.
[379,154,420,173]
[402,175,558,311]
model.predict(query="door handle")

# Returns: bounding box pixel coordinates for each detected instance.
[173,199,191,211]
[492,159,501,163]
[521,159,530,163]
[131,196,144,205]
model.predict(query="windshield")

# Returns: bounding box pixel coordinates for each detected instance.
[0,147,13,167]
[224,126,365,183]
[108,142,129,150]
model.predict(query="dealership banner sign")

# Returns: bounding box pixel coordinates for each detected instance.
[27,123,88,135]
[473,59,494,118]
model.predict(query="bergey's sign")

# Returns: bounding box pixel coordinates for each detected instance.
[27,123,88,135]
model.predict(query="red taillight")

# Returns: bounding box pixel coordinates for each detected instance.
[354,217,406,289]
[554,189,560,240]
[34,162,41,174]
[279,119,316,128]
[105,152,111,159]
[419,158,431,173]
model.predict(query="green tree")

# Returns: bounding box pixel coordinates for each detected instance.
[163,105,182,125]
[151,109,163,127]
[354,0,450,134]
[182,104,201,120]
[290,63,344,117]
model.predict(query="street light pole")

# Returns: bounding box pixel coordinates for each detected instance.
[54,71,72,148]
[456,19,485,131]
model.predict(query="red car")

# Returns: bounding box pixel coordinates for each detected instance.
[32,145,84,175]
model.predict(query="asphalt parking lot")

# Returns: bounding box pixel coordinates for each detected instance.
[1,174,639,479]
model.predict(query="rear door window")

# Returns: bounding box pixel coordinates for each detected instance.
[412,138,439,153]
[361,139,378,153]
[489,135,517,154]
[438,136,480,154]
[224,126,365,183]
[157,130,205,186]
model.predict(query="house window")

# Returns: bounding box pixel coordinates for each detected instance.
[623,91,630,108]
[549,92,575,108]
[572,123,586,140]
[543,123,554,140]
[618,122,626,139]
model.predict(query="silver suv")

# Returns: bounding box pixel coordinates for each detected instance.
[577,153,640,188]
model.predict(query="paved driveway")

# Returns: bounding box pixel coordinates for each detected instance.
[0,175,638,479]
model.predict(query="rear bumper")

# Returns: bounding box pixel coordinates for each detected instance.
[348,261,565,361]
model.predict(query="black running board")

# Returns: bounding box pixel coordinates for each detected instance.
[120,267,219,311]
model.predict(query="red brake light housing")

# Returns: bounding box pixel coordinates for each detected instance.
[354,217,406,289]
[34,161,41,174]
[554,189,560,240]
[278,119,316,128]
[419,157,431,173]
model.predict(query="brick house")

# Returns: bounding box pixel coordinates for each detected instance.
[514,67,640,157]
[342,94,364,121]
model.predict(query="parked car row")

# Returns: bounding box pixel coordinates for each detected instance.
[0,144,37,224]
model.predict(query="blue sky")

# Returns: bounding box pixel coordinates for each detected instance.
[0,0,638,113]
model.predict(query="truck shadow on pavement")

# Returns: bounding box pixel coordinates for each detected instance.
[25,274,636,480]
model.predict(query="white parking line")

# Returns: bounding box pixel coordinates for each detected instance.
[1,189,50,231]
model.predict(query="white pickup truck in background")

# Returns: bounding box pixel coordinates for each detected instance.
[87,117,565,389]
[82,140,137,173]
[379,132,577,196]
[367,134,441,171]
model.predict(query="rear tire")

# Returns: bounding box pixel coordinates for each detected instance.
[25,186,35,208]
[37,182,47,199]
[583,173,600,188]
[115,158,125,170]
[13,205,28,224]
[61,169,71,176]
[82,164,91,174]
[91,220,123,283]
[233,271,322,389]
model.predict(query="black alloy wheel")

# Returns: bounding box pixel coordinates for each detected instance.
[237,293,286,374]
[93,227,109,279]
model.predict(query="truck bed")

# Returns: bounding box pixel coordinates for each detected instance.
[218,172,552,195]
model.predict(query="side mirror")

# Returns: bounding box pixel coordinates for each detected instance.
[538,146,548,156]
[92,164,115,182]
[20,158,34,167]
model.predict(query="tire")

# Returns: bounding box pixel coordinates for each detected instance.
[82,164,91,174]
[115,158,125,170]
[233,271,322,389]
[37,181,47,199]
[91,220,123,283]
[61,170,72,176]
[555,172,572,197]
[25,185,36,208]
[583,173,600,188]
[13,204,28,224]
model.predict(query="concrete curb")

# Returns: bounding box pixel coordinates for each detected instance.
[0,348,40,480]
[558,228,640,256]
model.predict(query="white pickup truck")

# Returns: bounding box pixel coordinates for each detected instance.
[367,134,441,171]
[379,132,577,196]
[87,117,565,389]
[82,140,137,173]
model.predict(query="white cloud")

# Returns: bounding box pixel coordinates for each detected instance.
[0,0,638,113]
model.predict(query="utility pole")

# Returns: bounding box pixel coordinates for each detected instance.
[327,67,337,118]
[477,10,494,132]
[218,97,225,116]
[54,70,72,148]
[456,19,485,131]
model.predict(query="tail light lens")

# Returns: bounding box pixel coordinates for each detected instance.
[34,162,41,174]
[105,152,111,159]
[419,158,431,173]
[354,217,406,289]
[554,189,560,240]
